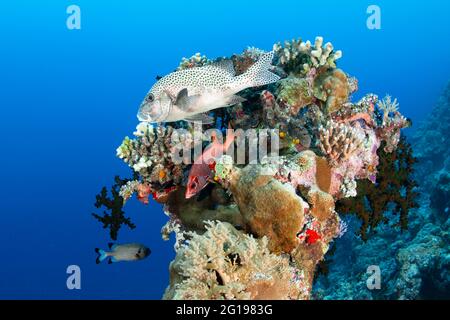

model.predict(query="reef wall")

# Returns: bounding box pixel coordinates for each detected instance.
[313,82,450,300]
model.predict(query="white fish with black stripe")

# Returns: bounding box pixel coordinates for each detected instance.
[95,243,151,264]
[137,51,280,123]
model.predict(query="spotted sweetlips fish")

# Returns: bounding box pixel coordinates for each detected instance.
[137,51,280,123]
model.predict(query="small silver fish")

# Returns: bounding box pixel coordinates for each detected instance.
[95,243,150,264]
[137,51,280,123]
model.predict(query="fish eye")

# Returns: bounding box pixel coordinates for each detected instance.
[147,94,155,102]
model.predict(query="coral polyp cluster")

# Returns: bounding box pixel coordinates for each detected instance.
[100,36,416,299]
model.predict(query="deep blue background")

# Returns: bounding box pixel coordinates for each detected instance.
[0,0,449,299]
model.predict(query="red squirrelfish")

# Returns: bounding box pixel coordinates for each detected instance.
[185,129,235,199]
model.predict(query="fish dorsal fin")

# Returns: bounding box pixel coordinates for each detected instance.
[208,59,236,77]
[184,113,214,124]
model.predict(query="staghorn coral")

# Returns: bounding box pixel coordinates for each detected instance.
[96,36,416,300]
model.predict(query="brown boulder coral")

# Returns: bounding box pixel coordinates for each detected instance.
[229,165,306,253]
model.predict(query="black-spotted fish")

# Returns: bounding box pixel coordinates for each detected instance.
[95,243,151,264]
[137,51,280,123]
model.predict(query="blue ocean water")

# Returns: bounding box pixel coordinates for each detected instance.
[0,0,448,299]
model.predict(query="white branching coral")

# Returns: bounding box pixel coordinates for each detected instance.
[273,36,342,71]
[318,121,365,166]
[376,95,411,153]
[307,36,342,69]
[164,221,303,300]
[378,95,399,125]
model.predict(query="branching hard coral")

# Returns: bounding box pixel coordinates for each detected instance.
[273,37,342,75]
[378,95,399,124]
[117,123,190,188]
[92,176,137,240]
[335,137,418,240]
[177,52,211,70]
[375,95,411,153]
[164,221,303,300]
[318,121,365,166]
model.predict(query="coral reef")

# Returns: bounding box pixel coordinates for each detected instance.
[98,36,416,299]
[313,82,450,300]
[413,81,450,190]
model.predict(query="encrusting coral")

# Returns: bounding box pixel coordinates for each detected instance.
[96,36,416,300]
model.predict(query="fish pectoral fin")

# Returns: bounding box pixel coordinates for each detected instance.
[224,95,246,107]
[184,113,214,124]
[175,88,201,112]
[175,88,189,105]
